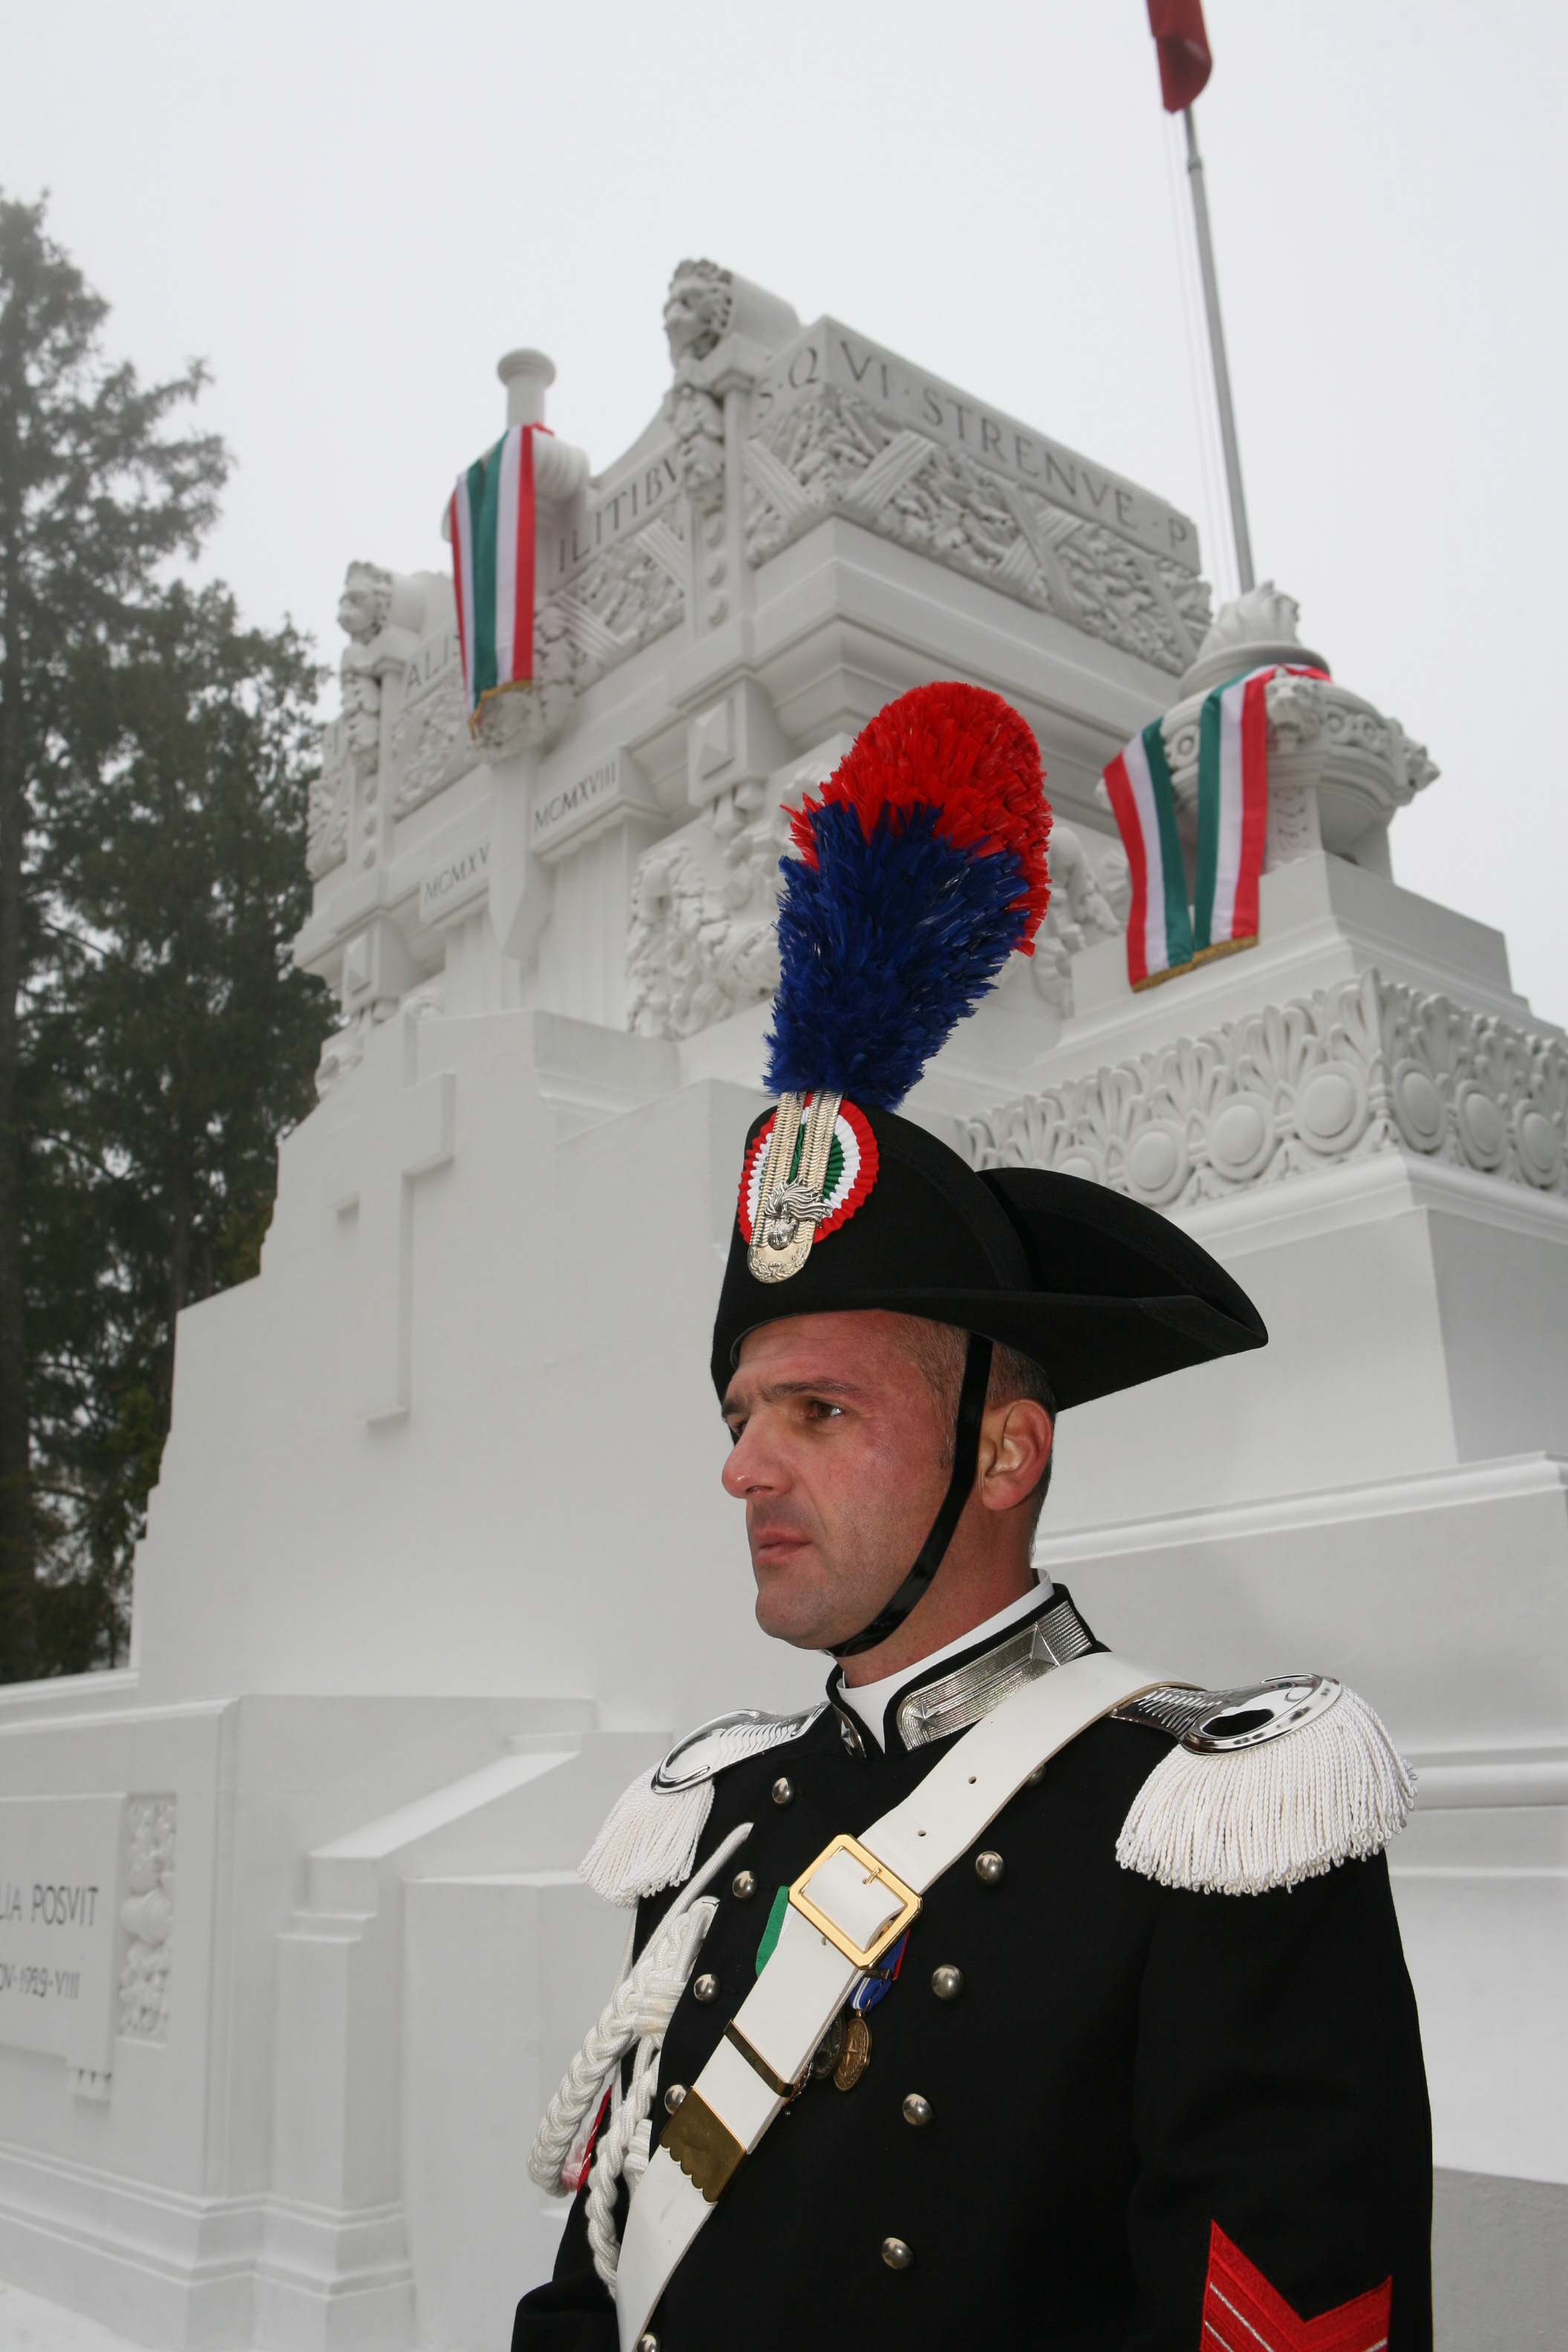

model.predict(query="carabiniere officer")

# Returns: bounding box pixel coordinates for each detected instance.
[514,685,1432,2352]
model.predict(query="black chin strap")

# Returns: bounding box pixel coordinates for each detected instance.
[829,1333,994,1660]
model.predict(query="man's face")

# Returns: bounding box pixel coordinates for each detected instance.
[720,1311,952,1652]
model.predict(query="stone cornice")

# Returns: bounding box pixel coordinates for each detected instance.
[1033,1451,1568,1567]
[964,969,1568,1209]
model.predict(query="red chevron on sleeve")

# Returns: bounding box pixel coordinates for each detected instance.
[1200,2221,1393,2352]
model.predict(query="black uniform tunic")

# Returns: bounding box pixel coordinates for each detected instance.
[516,1591,1432,2351]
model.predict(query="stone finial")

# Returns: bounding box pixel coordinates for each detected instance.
[1180,580,1330,699]
[497,348,555,428]
[491,351,589,505]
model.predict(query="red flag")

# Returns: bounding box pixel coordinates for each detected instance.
[1147,0,1212,112]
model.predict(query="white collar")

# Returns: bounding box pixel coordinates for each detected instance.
[834,1577,1055,1752]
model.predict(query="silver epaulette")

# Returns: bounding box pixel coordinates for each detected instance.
[1113,1673,1345,1752]
[652,1704,827,1791]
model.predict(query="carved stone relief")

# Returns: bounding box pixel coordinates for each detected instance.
[742,384,1209,676]
[308,719,354,880]
[964,970,1568,1209]
[385,596,593,830]
[627,780,791,1040]
[314,563,460,872]
[476,601,580,752]
[391,653,479,822]
[627,740,858,1041]
[1032,825,1130,1019]
[627,787,1127,1045]
[1265,784,1322,868]
[1154,670,1437,867]
[306,564,397,878]
[663,259,732,512]
[338,560,396,647]
[664,258,735,362]
[550,516,687,691]
[339,562,397,875]
[118,1797,176,2042]
[667,379,725,514]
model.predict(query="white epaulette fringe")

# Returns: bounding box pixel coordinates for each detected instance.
[1115,1681,1416,1896]
[579,1772,714,1910]
[579,1705,824,1907]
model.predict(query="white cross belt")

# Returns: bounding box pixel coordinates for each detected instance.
[615,1650,1163,2350]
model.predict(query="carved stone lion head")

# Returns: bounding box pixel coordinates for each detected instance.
[338,561,394,644]
[664,260,734,366]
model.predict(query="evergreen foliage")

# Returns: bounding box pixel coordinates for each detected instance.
[0,195,332,1677]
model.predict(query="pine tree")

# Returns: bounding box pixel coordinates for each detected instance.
[0,197,333,1679]
[30,584,331,1668]
[0,194,226,1677]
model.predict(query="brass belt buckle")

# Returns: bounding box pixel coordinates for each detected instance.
[788,1832,921,1970]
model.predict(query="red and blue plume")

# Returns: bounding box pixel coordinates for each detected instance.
[764,682,1051,1110]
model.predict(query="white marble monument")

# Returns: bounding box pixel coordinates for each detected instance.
[0,261,1563,2351]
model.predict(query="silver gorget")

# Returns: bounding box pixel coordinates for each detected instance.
[893,1592,1096,1750]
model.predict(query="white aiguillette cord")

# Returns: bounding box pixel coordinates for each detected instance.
[614,1650,1166,2351]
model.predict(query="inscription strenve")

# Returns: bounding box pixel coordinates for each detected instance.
[751,323,1198,567]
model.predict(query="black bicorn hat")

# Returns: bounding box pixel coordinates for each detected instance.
[710,682,1267,1405]
[712,1105,1266,1405]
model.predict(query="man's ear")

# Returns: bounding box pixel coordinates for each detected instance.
[977,1399,1054,1512]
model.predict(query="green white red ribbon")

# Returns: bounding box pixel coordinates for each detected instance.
[449,422,551,730]
[1104,664,1329,990]
[1103,717,1193,990]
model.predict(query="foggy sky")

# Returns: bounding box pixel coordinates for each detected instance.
[5,1,1564,1018]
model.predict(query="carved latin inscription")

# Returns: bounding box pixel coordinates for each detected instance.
[744,356,1208,674]
[750,324,1198,558]
[0,1794,123,2073]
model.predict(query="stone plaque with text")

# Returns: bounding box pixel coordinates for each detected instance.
[0,1794,123,2071]
[419,836,491,926]
[532,748,657,862]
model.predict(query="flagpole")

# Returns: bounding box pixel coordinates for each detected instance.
[1182,104,1255,594]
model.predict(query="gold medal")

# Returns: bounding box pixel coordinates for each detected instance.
[833,2013,871,2091]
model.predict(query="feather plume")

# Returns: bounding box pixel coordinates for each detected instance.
[765,683,1051,1108]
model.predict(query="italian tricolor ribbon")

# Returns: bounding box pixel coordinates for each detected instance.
[1103,717,1193,990]
[449,422,552,731]
[1104,663,1329,990]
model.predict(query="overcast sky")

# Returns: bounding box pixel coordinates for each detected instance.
[6,1,1564,1019]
